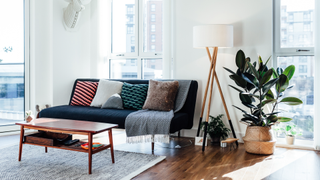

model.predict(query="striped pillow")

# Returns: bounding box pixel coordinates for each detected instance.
[70,81,98,106]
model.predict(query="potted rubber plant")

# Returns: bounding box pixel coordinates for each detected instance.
[201,114,231,145]
[274,124,302,145]
[224,50,303,154]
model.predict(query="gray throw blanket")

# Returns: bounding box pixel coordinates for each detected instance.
[125,80,192,143]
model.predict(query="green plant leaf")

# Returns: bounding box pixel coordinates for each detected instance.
[283,65,295,80]
[229,85,243,93]
[280,97,303,105]
[267,115,278,122]
[248,61,259,79]
[239,93,252,104]
[272,68,279,79]
[233,105,248,114]
[223,67,236,75]
[258,99,277,108]
[260,56,271,73]
[285,125,292,131]
[277,117,292,122]
[230,75,247,88]
[276,74,289,93]
[242,73,256,91]
[260,69,273,87]
[242,102,257,109]
[236,50,246,71]
[262,78,279,96]
[244,57,251,72]
[276,67,283,75]
[241,73,259,88]
[265,89,274,100]
[241,92,259,98]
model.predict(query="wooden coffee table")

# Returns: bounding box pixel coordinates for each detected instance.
[16,118,118,174]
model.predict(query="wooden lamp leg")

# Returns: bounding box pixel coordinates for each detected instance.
[197,47,216,137]
[202,47,218,151]
[214,73,238,146]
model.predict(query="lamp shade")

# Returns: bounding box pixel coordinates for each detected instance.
[193,24,233,48]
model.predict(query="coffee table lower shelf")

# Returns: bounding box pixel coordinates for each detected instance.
[23,141,111,154]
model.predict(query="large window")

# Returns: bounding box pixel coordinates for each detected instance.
[274,0,315,143]
[110,0,163,79]
[0,0,27,126]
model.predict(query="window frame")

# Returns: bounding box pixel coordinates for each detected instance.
[273,0,315,146]
[273,0,314,57]
[109,0,163,79]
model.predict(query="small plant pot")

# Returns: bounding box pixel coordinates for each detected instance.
[209,133,221,146]
[220,142,227,147]
[286,135,295,145]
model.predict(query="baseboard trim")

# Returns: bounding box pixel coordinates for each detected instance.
[179,128,245,143]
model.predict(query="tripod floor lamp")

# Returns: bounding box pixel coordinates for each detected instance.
[193,24,238,151]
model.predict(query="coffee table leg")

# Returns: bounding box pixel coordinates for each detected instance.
[18,126,24,161]
[88,133,93,174]
[45,147,48,153]
[108,129,115,163]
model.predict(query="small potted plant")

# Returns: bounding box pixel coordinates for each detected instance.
[274,124,302,145]
[201,114,231,145]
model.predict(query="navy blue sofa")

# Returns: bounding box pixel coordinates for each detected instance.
[39,79,198,134]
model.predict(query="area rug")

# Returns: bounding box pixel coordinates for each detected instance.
[0,144,165,180]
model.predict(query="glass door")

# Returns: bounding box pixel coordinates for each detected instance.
[0,0,26,126]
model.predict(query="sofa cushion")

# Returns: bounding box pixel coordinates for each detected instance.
[39,105,189,132]
[90,79,123,108]
[143,80,179,111]
[101,94,124,109]
[70,81,98,106]
[121,83,148,110]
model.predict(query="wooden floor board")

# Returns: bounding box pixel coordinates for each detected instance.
[1,130,320,180]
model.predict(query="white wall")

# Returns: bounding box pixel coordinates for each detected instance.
[30,0,92,112]
[29,0,272,140]
[52,0,91,106]
[173,0,273,140]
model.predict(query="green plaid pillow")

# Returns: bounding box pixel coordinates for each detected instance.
[121,83,149,110]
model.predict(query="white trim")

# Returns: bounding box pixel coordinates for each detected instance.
[24,0,30,112]
[121,155,166,180]
[314,0,320,150]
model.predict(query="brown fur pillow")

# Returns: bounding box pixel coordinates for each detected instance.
[142,80,179,111]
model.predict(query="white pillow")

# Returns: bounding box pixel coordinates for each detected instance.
[90,80,123,107]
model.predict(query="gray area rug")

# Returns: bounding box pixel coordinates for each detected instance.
[0,144,165,180]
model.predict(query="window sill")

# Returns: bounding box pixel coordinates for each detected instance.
[275,138,314,150]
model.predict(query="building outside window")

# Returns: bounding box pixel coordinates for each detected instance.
[151,34,156,42]
[127,26,134,34]
[151,4,156,11]
[151,14,156,22]
[150,45,155,52]
[299,65,307,73]
[110,0,163,80]
[151,24,156,32]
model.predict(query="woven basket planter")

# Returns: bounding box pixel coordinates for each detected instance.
[243,126,276,155]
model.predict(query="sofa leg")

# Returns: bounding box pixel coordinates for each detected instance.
[178,131,181,138]
[151,135,155,153]
[152,142,154,152]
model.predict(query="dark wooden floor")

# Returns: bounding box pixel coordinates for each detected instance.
[1,130,319,180]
